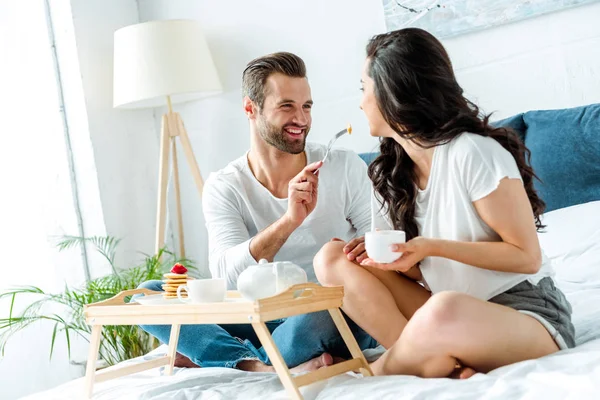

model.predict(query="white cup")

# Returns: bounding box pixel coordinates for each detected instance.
[177,278,226,303]
[365,230,406,263]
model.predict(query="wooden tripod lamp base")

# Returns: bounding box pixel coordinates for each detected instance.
[155,96,204,258]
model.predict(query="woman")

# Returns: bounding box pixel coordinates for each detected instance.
[313,28,575,378]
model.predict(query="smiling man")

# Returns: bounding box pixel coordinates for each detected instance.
[138,52,377,373]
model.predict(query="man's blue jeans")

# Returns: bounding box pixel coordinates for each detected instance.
[136,280,378,368]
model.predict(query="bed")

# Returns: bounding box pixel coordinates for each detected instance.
[25,104,600,399]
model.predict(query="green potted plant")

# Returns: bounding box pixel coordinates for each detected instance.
[0,235,196,366]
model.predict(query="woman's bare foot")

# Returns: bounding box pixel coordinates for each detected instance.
[449,365,477,379]
[237,353,334,373]
[459,367,477,379]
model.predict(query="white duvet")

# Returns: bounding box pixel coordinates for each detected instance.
[24,202,600,400]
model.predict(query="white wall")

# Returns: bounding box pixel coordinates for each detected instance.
[137,0,600,275]
[443,2,600,119]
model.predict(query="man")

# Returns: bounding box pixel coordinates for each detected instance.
[139,52,377,373]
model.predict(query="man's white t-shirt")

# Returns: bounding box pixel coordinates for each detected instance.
[372,133,554,300]
[203,142,372,289]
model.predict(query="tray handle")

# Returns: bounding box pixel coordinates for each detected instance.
[259,283,343,304]
[85,288,162,307]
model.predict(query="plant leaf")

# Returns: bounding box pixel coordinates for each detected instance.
[64,325,71,360]
[8,293,15,326]
[55,235,85,252]
[89,236,121,277]
[56,235,122,279]
[50,322,58,360]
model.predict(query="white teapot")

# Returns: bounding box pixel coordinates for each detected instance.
[237,259,308,300]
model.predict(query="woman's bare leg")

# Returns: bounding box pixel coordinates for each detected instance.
[313,241,430,348]
[371,291,560,377]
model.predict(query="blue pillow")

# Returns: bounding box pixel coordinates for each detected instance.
[358,152,378,165]
[359,103,600,211]
[492,113,526,142]
[517,104,600,212]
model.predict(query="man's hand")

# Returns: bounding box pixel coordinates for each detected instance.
[343,236,368,263]
[285,161,323,227]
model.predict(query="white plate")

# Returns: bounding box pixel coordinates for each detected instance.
[133,294,246,306]
[133,294,183,306]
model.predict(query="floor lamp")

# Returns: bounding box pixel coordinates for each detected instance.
[113,20,222,258]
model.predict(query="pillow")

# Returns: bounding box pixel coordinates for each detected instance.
[358,152,378,165]
[538,201,600,284]
[492,113,526,142]
[496,104,600,212]
[522,104,600,212]
[363,104,600,211]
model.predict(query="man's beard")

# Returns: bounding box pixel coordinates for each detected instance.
[257,116,308,155]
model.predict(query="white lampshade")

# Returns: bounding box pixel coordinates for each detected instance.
[113,19,222,109]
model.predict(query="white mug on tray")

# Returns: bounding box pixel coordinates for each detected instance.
[177,278,226,303]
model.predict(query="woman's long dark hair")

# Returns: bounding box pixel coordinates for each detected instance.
[366,28,545,240]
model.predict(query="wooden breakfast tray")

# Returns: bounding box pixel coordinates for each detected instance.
[83,283,373,399]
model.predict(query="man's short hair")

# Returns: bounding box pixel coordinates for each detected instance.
[242,52,307,109]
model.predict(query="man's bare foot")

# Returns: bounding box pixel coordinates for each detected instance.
[174,352,201,368]
[332,356,347,364]
[237,353,334,373]
[237,359,275,372]
[290,353,334,373]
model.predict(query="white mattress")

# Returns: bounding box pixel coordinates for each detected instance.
[24,202,600,400]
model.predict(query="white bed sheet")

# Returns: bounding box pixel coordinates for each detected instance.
[24,203,600,400]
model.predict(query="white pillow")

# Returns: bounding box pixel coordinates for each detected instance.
[538,201,600,284]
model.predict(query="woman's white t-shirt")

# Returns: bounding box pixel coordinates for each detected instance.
[371,133,554,300]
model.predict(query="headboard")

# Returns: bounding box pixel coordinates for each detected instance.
[359,103,600,212]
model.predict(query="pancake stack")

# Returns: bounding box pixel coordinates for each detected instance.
[162,263,188,299]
